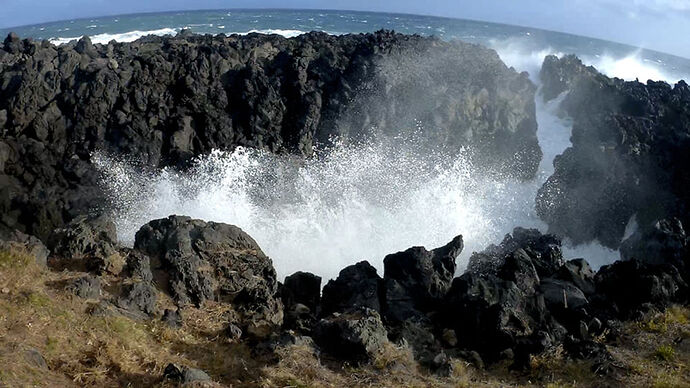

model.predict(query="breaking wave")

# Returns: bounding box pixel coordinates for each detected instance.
[50,28,178,45]
[93,94,620,281]
[49,28,309,45]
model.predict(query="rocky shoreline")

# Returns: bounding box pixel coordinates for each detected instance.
[0,30,689,386]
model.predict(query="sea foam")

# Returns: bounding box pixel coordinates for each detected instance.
[92,95,611,282]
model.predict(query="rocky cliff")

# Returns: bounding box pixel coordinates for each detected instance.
[0,30,539,240]
[537,55,690,248]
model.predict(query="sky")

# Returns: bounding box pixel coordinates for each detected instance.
[0,0,688,57]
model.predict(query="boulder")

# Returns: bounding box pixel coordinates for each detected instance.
[134,215,283,338]
[67,275,101,299]
[314,307,389,364]
[595,259,688,317]
[48,215,121,274]
[320,261,383,316]
[620,218,689,270]
[556,258,596,295]
[163,363,211,384]
[468,228,562,278]
[539,278,589,311]
[282,271,321,312]
[382,235,463,322]
[388,319,450,375]
[116,282,157,317]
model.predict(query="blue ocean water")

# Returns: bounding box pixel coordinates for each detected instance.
[2,9,689,83]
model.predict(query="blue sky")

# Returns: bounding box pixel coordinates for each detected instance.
[1,0,689,57]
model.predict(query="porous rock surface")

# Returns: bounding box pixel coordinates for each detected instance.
[537,54,690,248]
[134,215,283,338]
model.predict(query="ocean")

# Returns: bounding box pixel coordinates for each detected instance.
[3,9,690,83]
[4,9,688,280]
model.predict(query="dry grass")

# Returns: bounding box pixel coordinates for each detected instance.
[1,245,689,387]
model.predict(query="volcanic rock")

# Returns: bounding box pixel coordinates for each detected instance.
[382,235,463,322]
[116,281,157,317]
[134,215,283,338]
[67,274,101,299]
[48,215,121,274]
[0,229,49,267]
[0,30,539,239]
[620,218,689,270]
[320,261,383,316]
[282,271,321,313]
[314,307,389,364]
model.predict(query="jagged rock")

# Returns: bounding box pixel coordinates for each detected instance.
[67,275,101,299]
[282,271,321,312]
[595,259,688,317]
[163,363,211,384]
[388,319,448,374]
[468,227,562,278]
[0,30,539,239]
[116,282,157,316]
[226,323,243,340]
[539,278,589,311]
[314,307,389,364]
[442,272,544,358]
[320,261,382,316]
[620,218,689,269]
[0,230,49,267]
[48,215,121,274]
[134,215,282,338]
[382,235,463,322]
[540,54,598,102]
[162,309,183,329]
[537,55,690,248]
[556,258,596,295]
[122,250,153,283]
[443,229,577,362]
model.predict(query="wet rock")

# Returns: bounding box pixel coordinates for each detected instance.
[620,218,689,269]
[67,275,101,299]
[539,278,589,311]
[468,227,562,279]
[320,261,383,316]
[48,215,121,274]
[122,250,153,283]
[314,307,389,364]
[282,271,321,312]
[116,282,157,316]
[443,228,574,361]
[383,235,462,322]
[595,259,688,317]
[556,258,596,295]
[537,54,690,248]
[134,216,282,338]
[162,309,183,329]
[0,230,49,267]
[163,363,211,384]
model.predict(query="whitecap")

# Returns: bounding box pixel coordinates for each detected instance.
[50,27,178,45]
